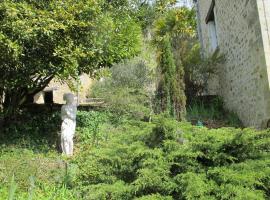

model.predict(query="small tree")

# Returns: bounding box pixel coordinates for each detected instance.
[153,7,197,120]
[155,36,186,120]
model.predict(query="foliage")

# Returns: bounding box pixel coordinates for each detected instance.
[0,141,75,199]
[0,2,268,199]
[90,56,155,121]
[104,0,156,32]
[152,6,223,102]
[153,7,196,41]
[72,114,270,199]
[1,111,61,150]
[153,7,197,121]
[0,0,142,116]
[1,107,269,199]
[186,97,242,128]
[155,36,186,120]
[0,111,67,198]
[76,111,109,145]
[183,44,224,100]
[1,182,77,200]
[0,110,110,199]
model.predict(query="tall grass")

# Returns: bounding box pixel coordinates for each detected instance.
[186,98,242,128]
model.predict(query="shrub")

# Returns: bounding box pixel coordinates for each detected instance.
[1,111,61,151]
[72,114,270,199]
[1,104,269,199]
[76,111,109,145]
[155,36,186,120]
[90,57,154,121]
[186,97,242,128]
[183,44,224,101]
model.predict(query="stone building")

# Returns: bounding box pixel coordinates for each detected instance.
[34,74,93,104]
[195,0,270,128]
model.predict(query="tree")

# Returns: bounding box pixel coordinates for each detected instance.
[153,7,196,120]
[155,36,186,120]
[0,0,142,117]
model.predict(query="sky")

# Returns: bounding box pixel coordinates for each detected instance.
[148,0,194,8]
[176,0,194,8]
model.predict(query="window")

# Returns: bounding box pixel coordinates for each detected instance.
[205,0,218,52]
[44,91,53,104]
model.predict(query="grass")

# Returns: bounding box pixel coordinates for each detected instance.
[0,110,74,199]
[186,99,242,128]
[0,145,70,199]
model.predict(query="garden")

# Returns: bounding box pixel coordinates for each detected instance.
[0,0,269,199]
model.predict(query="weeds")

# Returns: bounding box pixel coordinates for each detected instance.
[187,97,242,128]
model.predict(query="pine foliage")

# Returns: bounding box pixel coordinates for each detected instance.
[155,36,186,120]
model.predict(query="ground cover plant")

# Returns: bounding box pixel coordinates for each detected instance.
[1,108,270,199]
[72,114,270,199]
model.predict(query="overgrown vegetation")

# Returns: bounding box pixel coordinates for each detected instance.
[0,0,267,199]
[187,97,243,128]
[1,110,269,199]
[153,7,196,120]
[183,44,224,101]
[73,115,270,199]
[155,36,186,120]
[90,45,156,122]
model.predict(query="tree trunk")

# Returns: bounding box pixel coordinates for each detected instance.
[2,90,24,124]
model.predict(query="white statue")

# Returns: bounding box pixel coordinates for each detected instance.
[61,93,77,156]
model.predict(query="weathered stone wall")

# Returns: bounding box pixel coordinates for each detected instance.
[34,74,93,104]
[196,0,270,128]
[256,0,270,127]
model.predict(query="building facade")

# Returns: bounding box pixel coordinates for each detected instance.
[34,74,93,104]
[195,0,270,128]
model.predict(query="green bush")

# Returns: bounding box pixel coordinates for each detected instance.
[1,108,269,199]
[183,44,224,100]
[1,111,61,151]
[155,36,186,120]
[90,57,154,121]
[72,114,270,199]
[76,111,110,145]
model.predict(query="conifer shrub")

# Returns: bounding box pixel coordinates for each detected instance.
[1,110,270,199]
[73,115,270,199]
[155,36,186,120]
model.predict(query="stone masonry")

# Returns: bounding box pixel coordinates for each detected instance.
[196,0,270,128]
[34,74,93,104]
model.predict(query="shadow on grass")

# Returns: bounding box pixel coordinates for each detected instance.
[0,105,62,153]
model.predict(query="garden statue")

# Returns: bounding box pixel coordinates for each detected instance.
[61,93,77,156]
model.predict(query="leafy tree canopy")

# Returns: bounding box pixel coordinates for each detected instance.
[153,7,196,43]
[0,0,142,115]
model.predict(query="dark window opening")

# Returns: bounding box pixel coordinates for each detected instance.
[205,0,215,24]
[206,0,218,52]
[44,91,53,104]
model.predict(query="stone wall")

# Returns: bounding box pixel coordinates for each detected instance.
[34,74,93,104]
[196,0,270,128]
